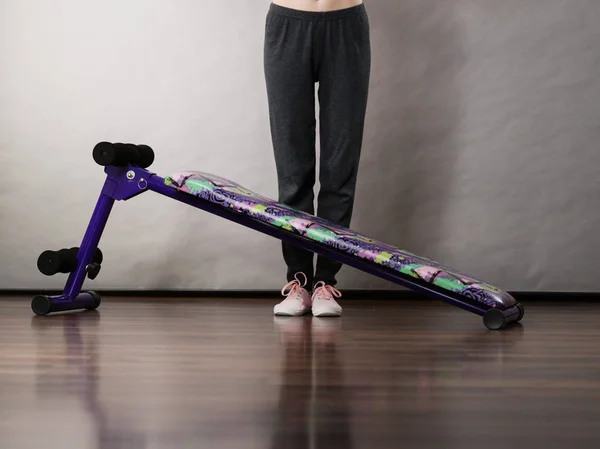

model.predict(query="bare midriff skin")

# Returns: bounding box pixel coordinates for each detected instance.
[272,0,363,12]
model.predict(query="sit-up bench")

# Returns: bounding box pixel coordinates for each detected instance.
[33,142,524,330]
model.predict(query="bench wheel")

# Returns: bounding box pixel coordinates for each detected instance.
[516,303,525,322]
[483,308,506,330]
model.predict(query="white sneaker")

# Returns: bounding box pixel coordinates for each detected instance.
[273,273,312,316]
[311,281,343,317]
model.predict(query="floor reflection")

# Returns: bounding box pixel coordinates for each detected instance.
[416,323,526,396]
[0,298,596,449]
[24,305,527,449]
[31,312,147,449]
[271,316,352,449]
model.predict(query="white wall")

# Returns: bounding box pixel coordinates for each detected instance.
[1,0,600,292]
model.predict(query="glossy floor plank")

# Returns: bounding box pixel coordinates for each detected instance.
[1,297,600,448]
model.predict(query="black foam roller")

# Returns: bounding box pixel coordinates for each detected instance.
[93,142,154,168]
[37,249,77,276]
[136,144,155,168]
[93,142,120,166]
[37,247,103,276]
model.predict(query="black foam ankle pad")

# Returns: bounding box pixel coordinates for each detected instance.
[37,247,103,276]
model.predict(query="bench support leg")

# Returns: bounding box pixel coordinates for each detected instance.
[32,167,151,315]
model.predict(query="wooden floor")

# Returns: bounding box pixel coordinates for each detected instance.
[1,296,600,449]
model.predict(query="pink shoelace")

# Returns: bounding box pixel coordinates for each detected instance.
[312,281,342,300]
[281,272,308,298]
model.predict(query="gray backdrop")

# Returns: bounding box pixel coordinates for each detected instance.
[1,0,599,292]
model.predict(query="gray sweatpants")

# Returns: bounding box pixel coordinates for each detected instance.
[264,3,371,288]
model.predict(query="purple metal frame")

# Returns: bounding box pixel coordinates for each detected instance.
[36,165,522,328]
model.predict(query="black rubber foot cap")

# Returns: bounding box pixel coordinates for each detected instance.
[85,291,102,310]
[483,308,506,330]
[31,296,52,316]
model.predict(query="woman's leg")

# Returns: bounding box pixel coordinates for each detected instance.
[264,6,319,285]
[314,6,372,286]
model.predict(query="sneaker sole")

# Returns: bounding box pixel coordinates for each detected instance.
[274,310,310,316]
[312,310,342,317]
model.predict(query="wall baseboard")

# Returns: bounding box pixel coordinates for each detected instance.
[1,290,599,301]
